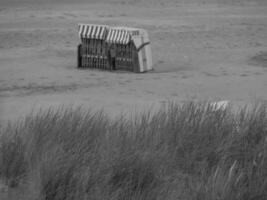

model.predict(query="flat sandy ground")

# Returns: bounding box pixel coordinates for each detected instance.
[0,0,267,124]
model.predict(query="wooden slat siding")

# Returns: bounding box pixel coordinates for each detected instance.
[95,40,97,69]
[118,44,121,67]
[87,39,89,67]
[98,40,101,69]
[99,55,101,70]
[96,40,100,68]
[102,40,104,69]
[97,51,99,69]
[83,38,85,67]
[100,55,102,70]
[94,55,96,69]
[104,43,107,70]
[80,38,83,67]
[94,40,95,68]
[80,38,82,67]
[85,38,87,68]
[87,39,93,68]
[90,39,92,68]
[101,54,103,70]
[120,45,122,66]
[128,43,130,67]
[89,39,91,68]
[90,39,92,62]
[83,38,85,68]
[102,41,105,69]
[87,27,93,56]
[103,55,105,70]
[85,38,87,67]
[103,55,104,70]
[86,39,89,68]
[82,38,85,68]
[90,39,92,67]
[127,43,131,67]
[83,39,86,67]
[88,39,90,68]
[129,43,131,67]
[100,41,102,69]
[97,40,98,69]
[84,26,88,67]
[92,39,94,68]
[93,54,95,69]
[94,39,96,68]
[131,43,133,67]
[123,45,126,67]
[125,44,127,67]
[90,52,92,68]
[94,39,97,68]
[91,45,93,68]
[116,44,119,66]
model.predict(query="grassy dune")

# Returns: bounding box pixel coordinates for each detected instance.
[0,102,266,200]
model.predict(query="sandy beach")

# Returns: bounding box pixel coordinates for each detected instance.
[0,0,267,123]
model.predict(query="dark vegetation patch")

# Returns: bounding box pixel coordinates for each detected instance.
[0,102,266,200]
[0,82,102,97]
[249,51,267,68]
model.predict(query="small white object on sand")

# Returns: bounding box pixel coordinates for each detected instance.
[210,100,230,111]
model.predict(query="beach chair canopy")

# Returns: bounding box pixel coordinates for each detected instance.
[106,28,131,45]
[111,27,150,48]
[78,24,108,39]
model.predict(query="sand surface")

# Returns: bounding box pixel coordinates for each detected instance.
[0,0,267,124]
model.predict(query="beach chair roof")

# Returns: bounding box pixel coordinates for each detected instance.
[78,24,108,39]
[106,28,132,45]
[105,26,148,45]
[78,24,150,47]
[114,26,147,36]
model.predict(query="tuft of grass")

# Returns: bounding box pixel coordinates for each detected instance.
[0,102,266,200]
[0,126,27,187]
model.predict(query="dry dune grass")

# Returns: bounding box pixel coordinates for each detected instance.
[0,102,266,200]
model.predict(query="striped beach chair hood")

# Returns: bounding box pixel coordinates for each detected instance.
[78,24,108,39]
[105,28,131,45]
